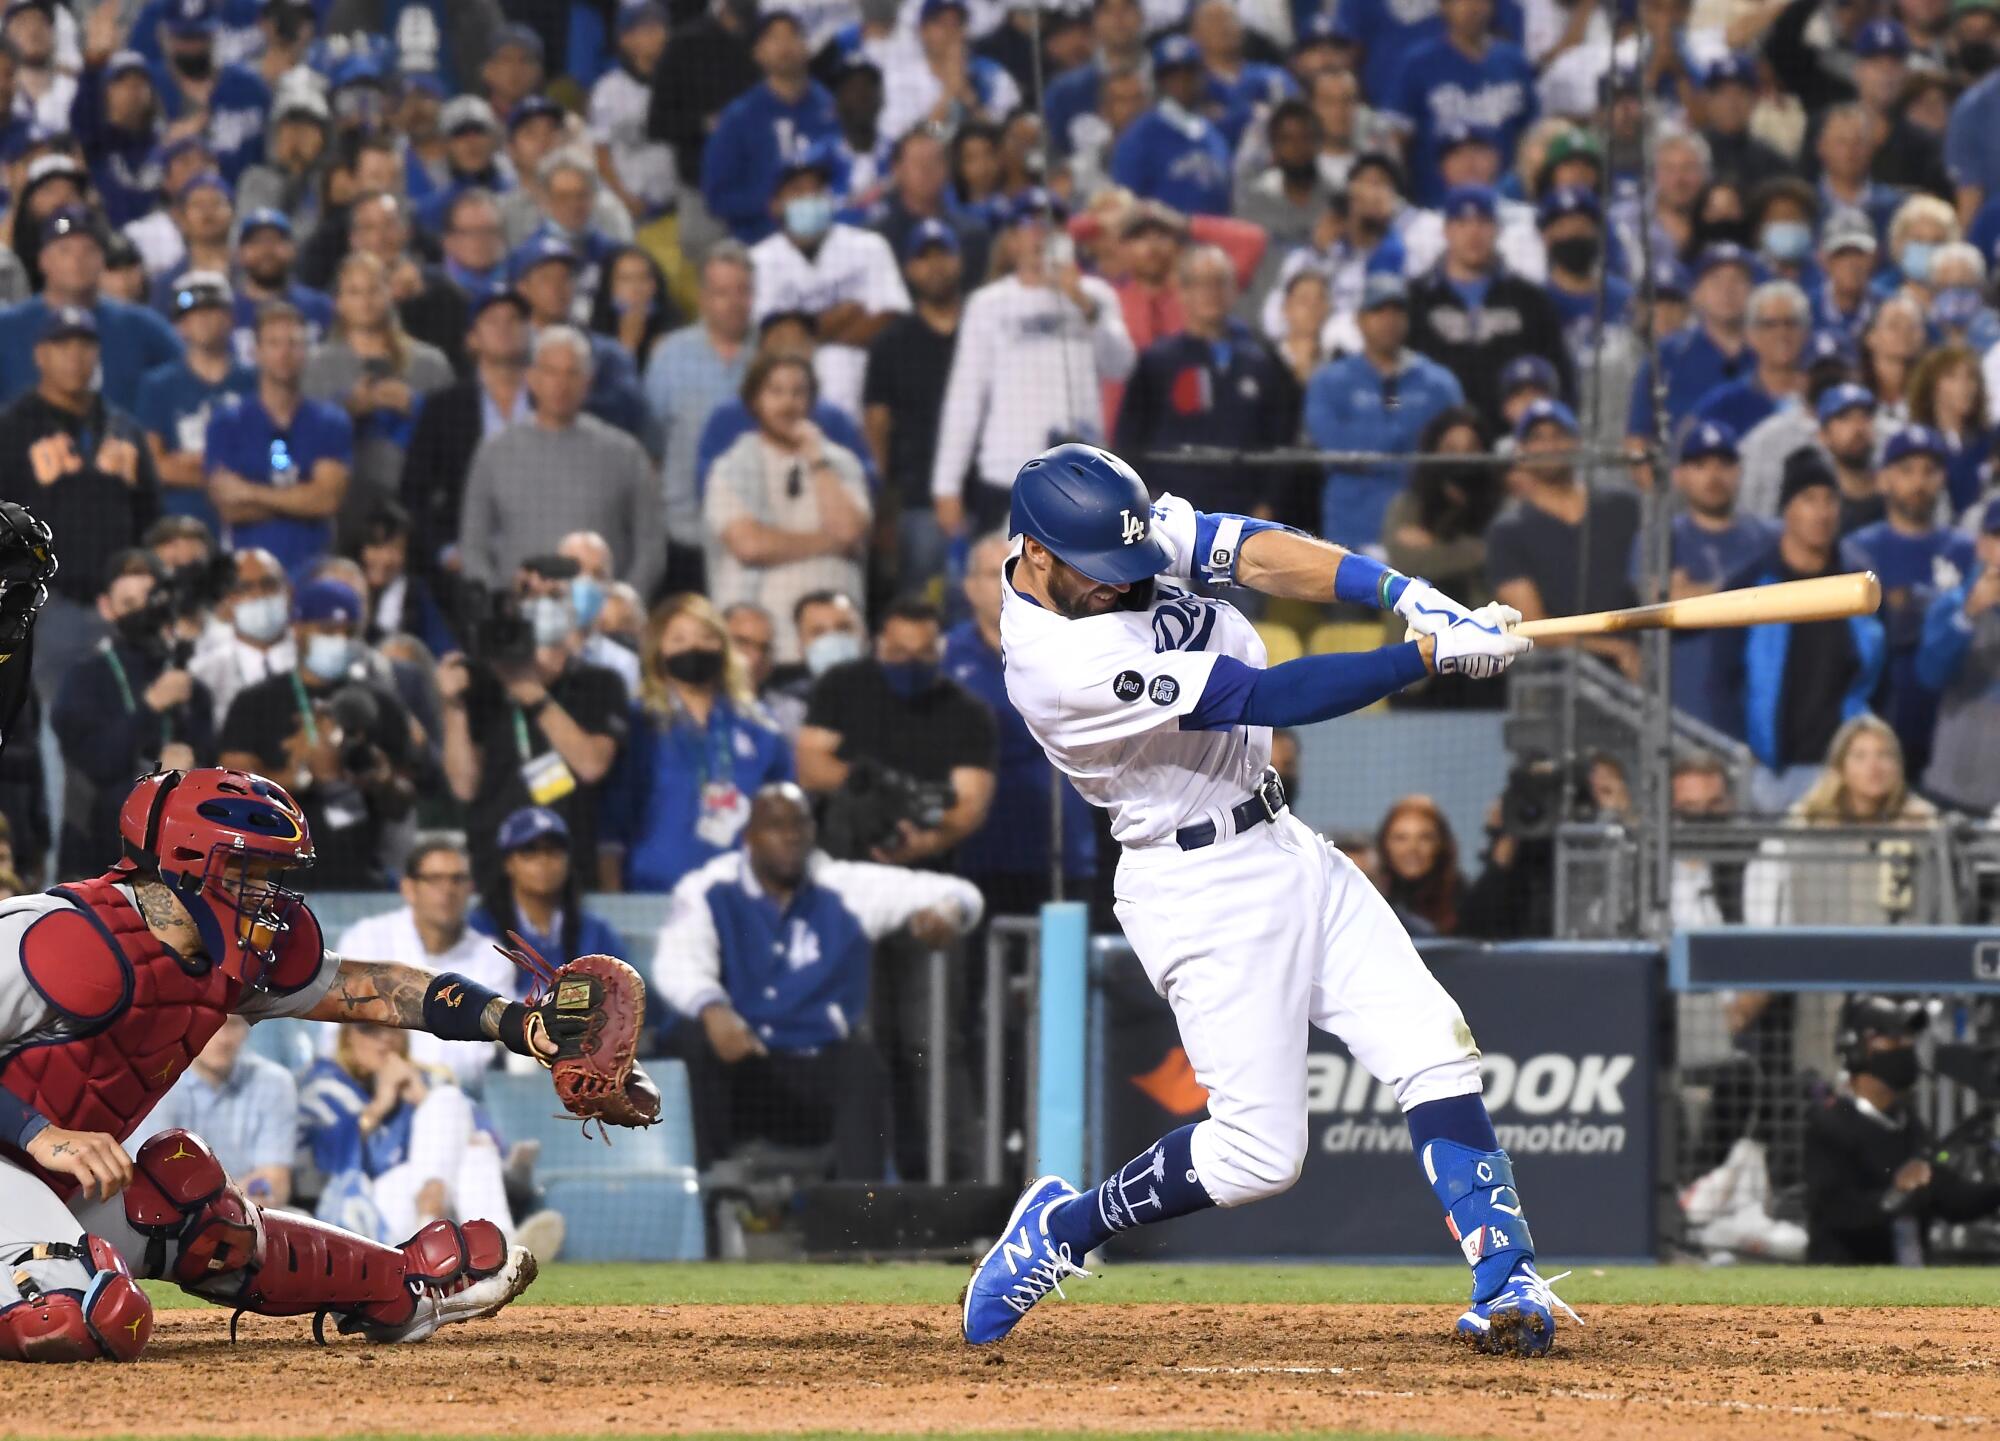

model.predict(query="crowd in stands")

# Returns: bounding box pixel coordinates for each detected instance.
[5,0,2000,1199]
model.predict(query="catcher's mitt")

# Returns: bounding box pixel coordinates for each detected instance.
[497,933,662,1132]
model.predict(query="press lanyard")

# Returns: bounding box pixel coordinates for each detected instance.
[676,703,735,788]
[288,669,321,745]
[103,645,171,750]
[511,705,534,762]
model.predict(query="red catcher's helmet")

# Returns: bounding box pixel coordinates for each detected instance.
[118,768,315,990]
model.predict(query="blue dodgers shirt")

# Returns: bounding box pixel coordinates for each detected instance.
[468,904,628,1001]
[1634,514,1775,734]
[134,355,257,530]
[1337,0,1526,110]
[942,620,1096,880]
[1110,105,1236,217]
[701,80,841,242]
[1846,521,1979,762]
[0,296,182,410]
[1204,62,1300,150]
[148,61,270,182]
[1384,37,1538,203]
[204,390,355,576]
[1626,326,1752,439]
[600,700,795,893]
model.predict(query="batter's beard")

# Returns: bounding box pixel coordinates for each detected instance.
[1048,566,1154,618]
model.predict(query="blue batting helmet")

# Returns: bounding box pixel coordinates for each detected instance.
[1009,444,1170,585]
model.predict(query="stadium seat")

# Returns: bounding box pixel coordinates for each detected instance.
[1253,620,1304,664]
[1306,621,1388,655]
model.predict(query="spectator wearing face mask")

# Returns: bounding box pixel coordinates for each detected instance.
[761,589,864,742]
[701,10,840,244]
[599,594,792,894]
[189,546,294,720]
[436,558,629,888]
[147,0,272,184]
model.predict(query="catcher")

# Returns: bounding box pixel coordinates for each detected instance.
[0,766,656,1362]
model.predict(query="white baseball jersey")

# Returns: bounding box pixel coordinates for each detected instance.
[1000,495,1271,849]
[749,223,910,418]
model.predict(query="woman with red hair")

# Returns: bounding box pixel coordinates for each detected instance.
[1374,795,1465,937]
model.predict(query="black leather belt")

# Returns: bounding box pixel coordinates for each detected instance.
[1176,769,1287,851]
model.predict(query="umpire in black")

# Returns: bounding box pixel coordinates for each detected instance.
[1803,995,2000,1264]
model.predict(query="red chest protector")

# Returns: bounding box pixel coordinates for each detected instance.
[0,875,246,1173]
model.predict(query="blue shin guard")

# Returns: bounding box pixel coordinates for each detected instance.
[1421,1138,1534,1301]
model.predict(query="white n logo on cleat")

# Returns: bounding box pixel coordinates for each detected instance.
[1002,1227,1035,1274]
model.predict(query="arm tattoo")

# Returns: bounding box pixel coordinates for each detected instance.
[132,880,201,954]
[327,960,432,1028]
[480,996,508,1040]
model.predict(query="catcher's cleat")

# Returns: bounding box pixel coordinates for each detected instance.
[1455,1261,1581,1357]
[338,1221,538,1344]
[961,1175,1090,1345]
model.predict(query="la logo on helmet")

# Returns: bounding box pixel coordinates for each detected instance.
[1120,509,1146,545]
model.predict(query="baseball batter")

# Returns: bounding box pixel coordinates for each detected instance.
[962,444,1579,1355]
[0,767,609,1363]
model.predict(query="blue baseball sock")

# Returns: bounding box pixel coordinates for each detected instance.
[1043,1123,1215,1254]
[1407,1095,1534,1302]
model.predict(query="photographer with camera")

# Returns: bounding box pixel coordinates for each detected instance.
[217,577,417,887]
[1805,995,2000,1264]
[52,549,215,873]
[1457,755,1575,940]
[438,556,629,887]
[796,598,995,1179]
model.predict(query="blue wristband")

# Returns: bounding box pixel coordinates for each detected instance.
[1333,555,1409,610]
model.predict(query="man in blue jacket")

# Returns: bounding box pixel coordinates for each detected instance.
[1722,450,1884,814]
[1044,0,1147,158]
[1383,0,1537,204]
[0,208,182,410]
[1337,0,1525,111]
[148,0,269,183]
[702,9,840,243]
[652,783,981,1180]
[1305,272,1464,551]
[1113,245,1303,521]
[1109,35,1233,217]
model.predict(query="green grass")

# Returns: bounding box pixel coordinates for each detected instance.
[143,1260,2000,1309]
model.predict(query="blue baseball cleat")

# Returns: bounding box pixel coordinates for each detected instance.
[961,1175,1090,1344]
[1455,1260,1582,1356]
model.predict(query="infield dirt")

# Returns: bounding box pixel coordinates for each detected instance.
[17,1302,1999,1439]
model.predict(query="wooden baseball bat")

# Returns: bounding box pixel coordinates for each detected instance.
[1513,571,1881,641]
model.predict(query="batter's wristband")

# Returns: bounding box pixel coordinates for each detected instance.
[422,972,505,1042]
[1333,554,1402,610]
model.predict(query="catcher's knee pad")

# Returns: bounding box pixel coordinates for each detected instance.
[125,1129,265,1285]
[0,1235,152,1363]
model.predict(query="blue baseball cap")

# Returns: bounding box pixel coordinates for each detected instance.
[1678,419,1739,463]
[750,6,805,40]
[1295,12,1344,47]
[1804,329,1857,372]
[1152,34,1202,72]
[1701,53,1758,89]
[1854,19,1910,58]
[509,233,581,280]
[904,217,961,261]
[173,170,231,206]
[238,206,293,241]
[105,50,151,83]
[1441,184,1497,221]
[1006,185,1068,228]
[38,206,100,250]
[467,287,531,324]
[1883,424,1948,467]
[293,577,362,625]
[491,22,545,61]
[1981,496,2000,534]
[1651,256,1692,299]
[498,805,570,852]
[1435,121,1501,159]
[507,94,564,135]
[1537,184,1600,228]
[154,133,216,171]
[1359,271,1408,312]
[617,0,668,33]
[1514,397,1580,442]
[918,0,969,21]
[399,69,446,99]
[163,0,219,36]
[332,52,388,90]
[37,305,98,344]
[1816,382,1877,424]
[1500,354,1558,398]
[1695,242,1759,282]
